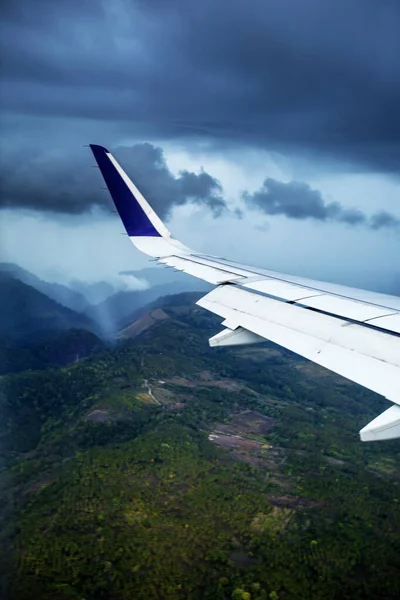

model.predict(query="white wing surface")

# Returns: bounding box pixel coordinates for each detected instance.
[90,144,400,442]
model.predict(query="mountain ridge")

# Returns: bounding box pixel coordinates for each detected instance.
[0,272,97,343]
[0,263,90,313]
[0,262,210,338]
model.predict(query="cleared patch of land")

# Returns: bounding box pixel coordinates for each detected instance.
[117,308,169,339]
[85,409,111,422]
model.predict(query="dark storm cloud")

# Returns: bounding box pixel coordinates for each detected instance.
[1,141,397,231]
[243,180,366,224]
[370,210,400,230]
[1,0,399,172]
[244,179,400,230]
[115,145,227,217]
[0,144,227,218]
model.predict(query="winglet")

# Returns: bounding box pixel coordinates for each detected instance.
[90,144,170,238]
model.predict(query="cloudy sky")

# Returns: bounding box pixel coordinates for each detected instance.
[0,0,399,293]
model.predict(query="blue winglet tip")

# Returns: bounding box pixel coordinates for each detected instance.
[88,143,162,238]
[89,144,110,155]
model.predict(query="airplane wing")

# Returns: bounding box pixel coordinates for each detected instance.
[90,144,400,442]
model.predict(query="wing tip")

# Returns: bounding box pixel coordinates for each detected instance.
[89,144,110,154]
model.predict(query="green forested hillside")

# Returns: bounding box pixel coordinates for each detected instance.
[0,328,104,375]
[0,299,399,600]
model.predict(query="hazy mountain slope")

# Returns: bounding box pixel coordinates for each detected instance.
[119,266,210,288]
[117,291,206,334]
[0,273,96,342]
[0,263,89,312]
[68,279,116,305]
[86,281,211,335]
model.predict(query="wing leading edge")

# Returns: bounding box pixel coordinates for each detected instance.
[89,144,400,442]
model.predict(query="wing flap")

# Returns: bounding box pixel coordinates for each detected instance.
[196,285,400,404]
[158,256,235,284]
[154,254,400,334]
[205,256,400,311]
[291,294,398,323]
[365,313,400,335]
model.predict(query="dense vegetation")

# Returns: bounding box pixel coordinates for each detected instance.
[0,329,104,375]
[0,298,399,599]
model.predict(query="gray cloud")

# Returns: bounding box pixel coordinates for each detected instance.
[1,141,398,234]
[115,145,227,218]
[370,210,400,230]
[243,178,400,230]
[0,143,227,218]
[0,0,399,172]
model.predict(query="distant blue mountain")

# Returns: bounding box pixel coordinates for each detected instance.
[0,263,90,313]
[0,272,96,343]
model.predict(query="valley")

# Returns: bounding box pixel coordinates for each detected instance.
[0,270,399,600]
